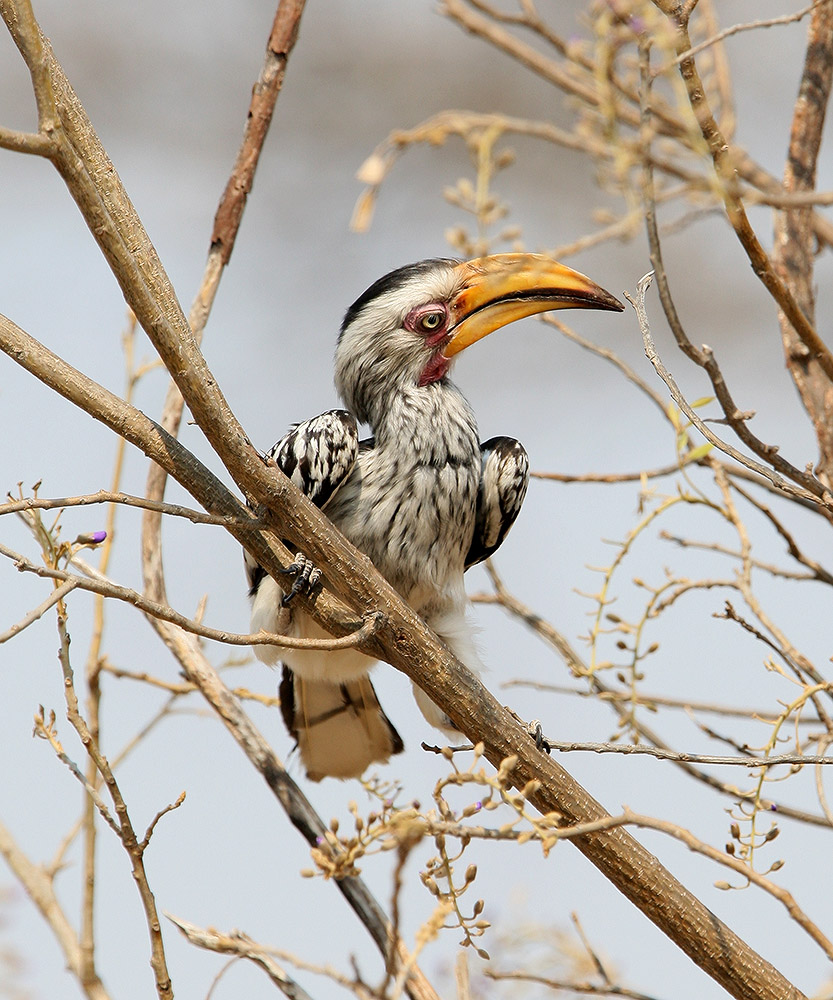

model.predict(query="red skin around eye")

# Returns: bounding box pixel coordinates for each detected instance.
[405,304,448,337]
[405,304,453,386]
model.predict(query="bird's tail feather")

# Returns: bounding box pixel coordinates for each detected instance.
[280,667,404,781]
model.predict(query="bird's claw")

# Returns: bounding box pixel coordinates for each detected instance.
[528,719,552,754]
[280,553,322,605]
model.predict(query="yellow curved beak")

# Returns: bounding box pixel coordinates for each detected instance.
[445,253,624,358]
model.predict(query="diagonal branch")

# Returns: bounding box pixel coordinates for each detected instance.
[146,619,442,1000]
[0,577,76,643]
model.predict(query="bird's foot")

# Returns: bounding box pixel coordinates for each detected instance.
[506,708,553,755]
[280,553,322,605]
[528,719,552,754]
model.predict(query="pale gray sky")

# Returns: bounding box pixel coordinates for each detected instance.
[1,3,832,999]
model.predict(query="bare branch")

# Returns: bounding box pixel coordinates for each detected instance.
[635,42,833,509]
[529,738,833,768]
[0,7,821,997]
[651,1,833,383]
[140,792,187,852]
[0,538,383,652]
[142,0,309,608]
[0,577,76,643]
[533,462,686,485]
[620,810,833,961]
[772,0,833,482]
[168,914,317,1000]
[477,564,831,829]
[210,0,307,266]
[659,2,825,72]
[487,968,663,1000]
[53,601,173,999]
[33,709,122,837]
[0,123,55,154]
[499,677,815,725]
[0,489,253,528]
[625,272,831,510]
[0,820,111,1000]
[144,625,441,1000]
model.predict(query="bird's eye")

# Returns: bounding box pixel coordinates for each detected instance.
[418,311,444,332]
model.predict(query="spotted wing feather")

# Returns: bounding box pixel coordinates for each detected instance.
[465,436,530,570]
[266,409,359,508]
[245,410,359,594]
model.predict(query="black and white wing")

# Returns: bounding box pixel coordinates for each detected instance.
[465,436,530,570]
[244,410,402,780]
[266,409,360,508]
[245,410,359,595]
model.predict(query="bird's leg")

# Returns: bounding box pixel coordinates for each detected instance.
[280,552,322,605]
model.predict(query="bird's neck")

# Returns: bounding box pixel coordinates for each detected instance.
[370,381,479,461]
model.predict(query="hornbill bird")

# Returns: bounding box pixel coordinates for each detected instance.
[246,253,623,781]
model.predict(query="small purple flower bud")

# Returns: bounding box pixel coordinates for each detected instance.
[74,530,107,545]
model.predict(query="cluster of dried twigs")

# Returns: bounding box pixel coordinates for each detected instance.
[2,2,833,1000]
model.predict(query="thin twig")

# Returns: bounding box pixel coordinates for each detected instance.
[0,539,384,652]
[167,914,317,1000]
[0,577,76,643]
[33,710,122,837]
[53,598,173,998]
[728,481,833,586]
[0,489,255,528]
[532,462,685,485]
[635,42,833,510]
[140,792,186,852]
[487,968,663,1000]
[544,316,672,425]
[528,738,833,768]
[625,272,828,509]
[658,2,825,72]
[651,0,833,383]
[499,677,814,725]
[0,820,111,1000]
[658,531,820,583]
[478,564,831,829]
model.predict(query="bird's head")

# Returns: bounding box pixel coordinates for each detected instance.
[334,253,624,425]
